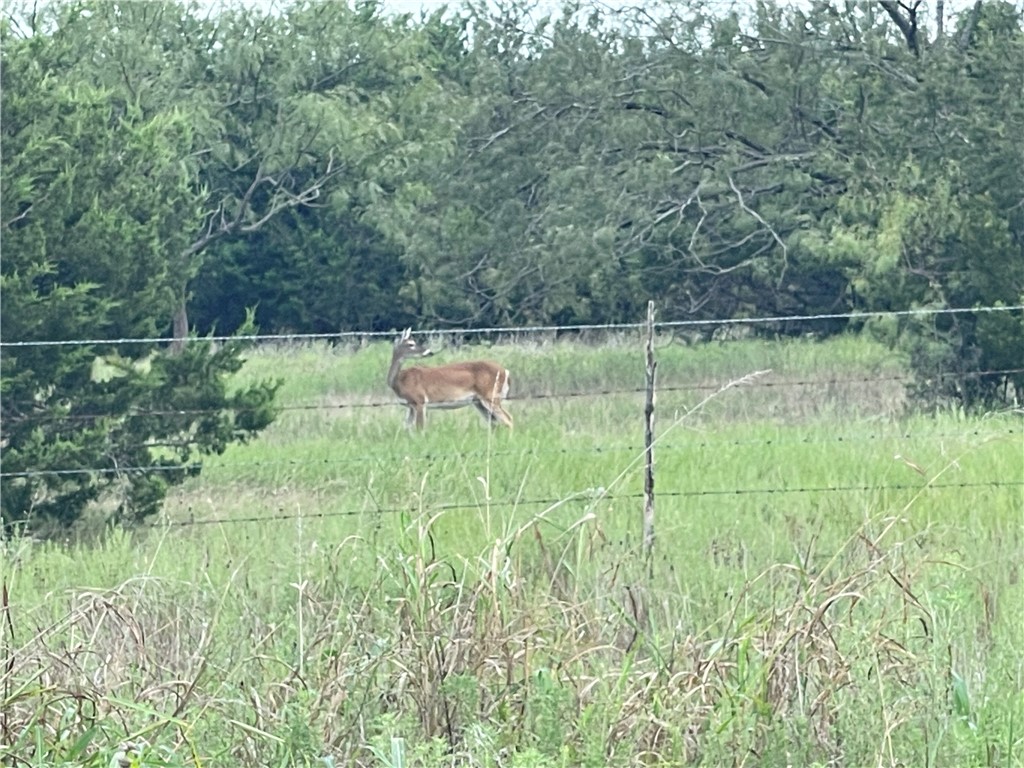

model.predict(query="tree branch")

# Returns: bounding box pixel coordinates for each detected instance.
[957,1,984,51]
[183,150,342,258]
[879,0,922,55]
[728,173,788,278]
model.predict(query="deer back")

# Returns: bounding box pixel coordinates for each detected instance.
[394,360,508,404]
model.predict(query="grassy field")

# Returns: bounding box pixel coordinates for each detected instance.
[2,333,1022,767]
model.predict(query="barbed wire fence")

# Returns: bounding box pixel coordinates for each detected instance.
[2,305,1022,532]
[1,423,1019,480]
[2,370,1019,480]
[3,367,1022,428]
[2,304,1022,349]
[156,481,1023,530]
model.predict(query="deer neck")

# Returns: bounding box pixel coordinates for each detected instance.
[386,351,407,392]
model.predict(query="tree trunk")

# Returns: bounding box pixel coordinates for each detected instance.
[879,0,922,55]
[958,1,984,51]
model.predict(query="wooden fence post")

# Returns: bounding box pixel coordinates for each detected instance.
[643,300,657,565]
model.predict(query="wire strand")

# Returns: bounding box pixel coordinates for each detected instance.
[6,367,1022,426]
[155,480,1024,528]
[2,425,1017,479]
[2,304,1022,348]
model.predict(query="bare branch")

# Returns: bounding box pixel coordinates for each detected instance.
[3,199,39,229]
[728,174,788,276]
[183,150,342,258]
[240,151,342,233]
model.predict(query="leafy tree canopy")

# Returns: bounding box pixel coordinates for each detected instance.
[1,4,279,534]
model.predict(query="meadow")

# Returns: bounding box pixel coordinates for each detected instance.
[2,332,1022,767]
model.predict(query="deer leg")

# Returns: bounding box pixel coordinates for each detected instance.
[474,398,513,429]
[491,403,513,428]
[473,400,495,424]
[402,403,424,430]
[490,372,513,428]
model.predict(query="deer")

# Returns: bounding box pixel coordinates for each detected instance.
[387,328,513,431]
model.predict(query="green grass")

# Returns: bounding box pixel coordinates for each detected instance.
[2,333,1022,767]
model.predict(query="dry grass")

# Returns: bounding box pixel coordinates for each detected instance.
[3,502,1012,767]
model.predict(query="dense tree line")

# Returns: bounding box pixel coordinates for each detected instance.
[2,0,1021,530]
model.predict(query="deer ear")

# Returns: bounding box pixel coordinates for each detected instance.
[400,328,412,341]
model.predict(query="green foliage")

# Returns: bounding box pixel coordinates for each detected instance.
[191,208,412,334]
[0,318,280,532]
[384,0,1019,405]
[816,11,1024,406]
[185,0,465,335]
[0,12,280,533]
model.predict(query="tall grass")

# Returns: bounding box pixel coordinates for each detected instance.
[2,334,1021,767]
